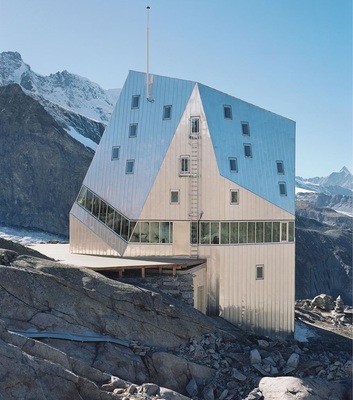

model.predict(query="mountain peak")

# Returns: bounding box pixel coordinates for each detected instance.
[340,166,351,175]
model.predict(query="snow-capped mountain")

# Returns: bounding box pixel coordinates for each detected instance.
[0,51,120,149]
[296,167,353,196]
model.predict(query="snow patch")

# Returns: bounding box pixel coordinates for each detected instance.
[67,127,97,151]
[0,225,65,245]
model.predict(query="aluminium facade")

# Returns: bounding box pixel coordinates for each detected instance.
[70,71,296,337]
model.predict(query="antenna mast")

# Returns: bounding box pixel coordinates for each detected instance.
[146,5,153,101]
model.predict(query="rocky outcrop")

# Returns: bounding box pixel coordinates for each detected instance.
[295,215,352,304]
[0,84,93,236]
[0,250,351,399]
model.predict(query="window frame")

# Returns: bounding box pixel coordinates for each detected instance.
[279,182,287,196]
[276,160,285,175]
[170,189,180,205]
[191,117,200,134]
[241,121,250,136]
[230,189,239,205]
[223,104,232,119]
[179,155,190,176]
[131,95,140,109]
[229,157,238,173]
[163,105,172,120]
[129,123,138,138]
[244,143,253,158]
[125,159,135,174]
[111,146,120,160]
[256,264,264,280]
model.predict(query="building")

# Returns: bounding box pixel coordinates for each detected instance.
[70,71,296,337]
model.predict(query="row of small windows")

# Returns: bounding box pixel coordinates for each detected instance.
[170,189,238,205]
[190,220,295,245]
[76,186,173,244]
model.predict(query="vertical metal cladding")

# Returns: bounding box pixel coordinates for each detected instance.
[70,71,295,337]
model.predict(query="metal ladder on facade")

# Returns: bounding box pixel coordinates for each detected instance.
[189,126,200,259]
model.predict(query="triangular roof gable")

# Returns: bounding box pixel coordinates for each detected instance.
[198,83,295,215]
[83,71,195,219]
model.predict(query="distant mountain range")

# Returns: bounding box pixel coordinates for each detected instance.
[296,166,353,196]
[0,51,120,150]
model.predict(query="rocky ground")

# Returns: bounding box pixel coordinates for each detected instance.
[0,242,351,400]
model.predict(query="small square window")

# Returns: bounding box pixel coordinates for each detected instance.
[131,95,140,109]
[191,117,200,134]
[229,157,238,172]
[241,122,250,136]
[126,160,135,174]
[180,156,190,175]
[223,105,232,119]
[163,105,172,119]
[230,189,239,205]
[244,143,252,158]
[279,182,287,196]
[111,146,120,160]
[170,190,179,204]
[276,160,284,174]
[129,123,138,138]
[256,265,264,280]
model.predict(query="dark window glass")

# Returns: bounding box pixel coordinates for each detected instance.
[224,105,232,119]
[229,158,238,172]
[191,222,198,244]
[160,222,170,243]
[273,222,280,242]
[106,206,115,229]
[112,146,120,160]
[230,190,239,204]
[265,222,272,242]
[281,222,287,241]
[230,222,238,243]
[77,186,87,207]
[126,160,135,174]
[113,212,121,235]
[256,222,264,243]
[200,222,210,244]
[149,221,159,243]
[98,200,107,223]
[239,222,247,243]
[248,222,255,243]
[141,222,149,242]
[220,222,230,244]
[170,190,179,204]
[276,160,284,174]
[241,122,250,136]
[130,221,140,242]
[92,196,100,217]
[289,222,295,242]
[129,124,138,138]
[120,217,129,240]
[244,144,252,158]
[131,95,140,109]
[180,157,190,174]
[256,265,264,280]
[191,117,200,133]
[163,105,172,119]
[85,190,94,213]
[211,222,219,244]
[279,182,287,196]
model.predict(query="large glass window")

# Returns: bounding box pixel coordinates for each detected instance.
[211,222,219,244]
[288,222,295,242]
[273,222,280,242]
[265,222,272,242]
[239,222,247,243]
[281,222,287,241]
[256,222,264,243]
[160,222,170,243]
[221,222,229,244]
[230,222,238,243]
[200,222,210,244]
[248,222,255,243]
[191,222,198,244]
[77,186,87,208]
[141,222,150,242]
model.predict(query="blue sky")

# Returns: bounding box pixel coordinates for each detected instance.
[1,0,351,177]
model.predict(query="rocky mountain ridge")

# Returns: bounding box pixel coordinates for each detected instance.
[296,167,353,196]
[0,51,120,149]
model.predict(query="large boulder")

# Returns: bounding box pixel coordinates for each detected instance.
[259,377,351,400]
[311,294,334,311]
